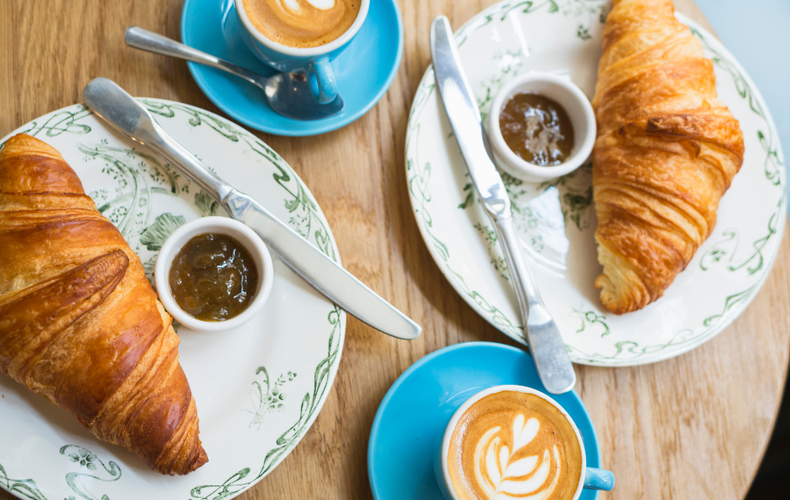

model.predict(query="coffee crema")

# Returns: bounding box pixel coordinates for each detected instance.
[242,0,361,48]
[447,391,583,500]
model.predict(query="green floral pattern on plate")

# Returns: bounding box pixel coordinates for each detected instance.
[246,367,297,430]
[190,306,342,500]
[61,445,121,500]
[570,305,610,338]
[0,99,345,500]
[0,445,120,500]
[455,0,608,47]
[405,3,785,366]
[0,465,46,500]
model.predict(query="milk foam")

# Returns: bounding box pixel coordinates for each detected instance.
[471,414,562,500]
[243,0,359,48]
[280,0,336,13]
[305,0,336,10]
[447,391,582,500]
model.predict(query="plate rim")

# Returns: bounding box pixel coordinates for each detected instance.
[180,0,404,137]
[404,4,787,367]
[0,98,347,499]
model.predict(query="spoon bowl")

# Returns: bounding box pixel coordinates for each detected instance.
[265,72,345,120]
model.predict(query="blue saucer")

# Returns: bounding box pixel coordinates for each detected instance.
[368,342,601,500]
[180,0,403,136]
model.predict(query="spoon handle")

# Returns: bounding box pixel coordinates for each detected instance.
[124,27,264,88]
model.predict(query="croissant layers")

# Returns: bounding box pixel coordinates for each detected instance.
[591,0,744,314]
[0,133,208,475]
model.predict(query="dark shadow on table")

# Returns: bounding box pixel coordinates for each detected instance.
[746,369,790,500]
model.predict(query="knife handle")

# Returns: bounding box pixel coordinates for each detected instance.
[83,78,423,341]
[83,78,234,206]
[493,215,577,394]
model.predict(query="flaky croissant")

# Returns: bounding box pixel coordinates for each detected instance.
[0,133,208,475]
[591,0,744,314]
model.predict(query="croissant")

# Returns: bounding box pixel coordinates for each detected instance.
[0,133,208,475]
[591,0,744,314]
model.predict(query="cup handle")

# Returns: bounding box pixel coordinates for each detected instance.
[307,57,338,104]
[583,467,615,491]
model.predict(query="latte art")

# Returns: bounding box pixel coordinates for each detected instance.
[281,0,335,11]
[242,0,361,48]
[473,415,561,499]
[447,392,583,500]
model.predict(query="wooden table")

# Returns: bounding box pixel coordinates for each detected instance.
[1,1,788,498]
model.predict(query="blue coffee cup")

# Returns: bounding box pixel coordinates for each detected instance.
[235,0,369,104]
[434,385,614,500]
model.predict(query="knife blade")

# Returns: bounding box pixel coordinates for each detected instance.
[82,77,421,341]
[430,16,576,393]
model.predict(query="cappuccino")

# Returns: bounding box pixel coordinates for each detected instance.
[446,390,583,500]
[242,0,361,48]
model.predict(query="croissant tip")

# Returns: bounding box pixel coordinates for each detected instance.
[595,245,652,315]
[191,446,209,472]
[153,445,209,476]
[1,133,63,161]
[598,296,630,316]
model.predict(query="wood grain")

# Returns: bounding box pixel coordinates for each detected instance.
[0,1,787,499]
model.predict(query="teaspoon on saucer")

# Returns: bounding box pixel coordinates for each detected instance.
[124,27,345,121]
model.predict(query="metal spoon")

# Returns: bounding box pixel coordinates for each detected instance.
[124,27,344,121]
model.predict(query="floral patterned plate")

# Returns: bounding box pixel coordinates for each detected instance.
[406,0,785,367]
[0,100,345,499]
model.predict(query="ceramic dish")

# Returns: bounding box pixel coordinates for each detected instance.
[180,0,403,136]
[155,216,275,332]
[0,100,345,499]
[487,72,597,182]
[367,342,602,500]
[405,1,785,367]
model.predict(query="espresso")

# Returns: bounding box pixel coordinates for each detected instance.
[242,0,361,48]
[447,391,583,500]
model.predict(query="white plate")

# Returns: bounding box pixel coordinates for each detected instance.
[0,100,345,499]
[406,1,785,366]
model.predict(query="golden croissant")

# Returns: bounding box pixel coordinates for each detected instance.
[592,0,744,314]
[0,133,208,475]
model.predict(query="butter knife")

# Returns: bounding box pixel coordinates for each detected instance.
[82,77,421,341]
[430,17,575,393]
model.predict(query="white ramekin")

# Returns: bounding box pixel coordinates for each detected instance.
[155,217,274,332]
[488,73,596,183]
